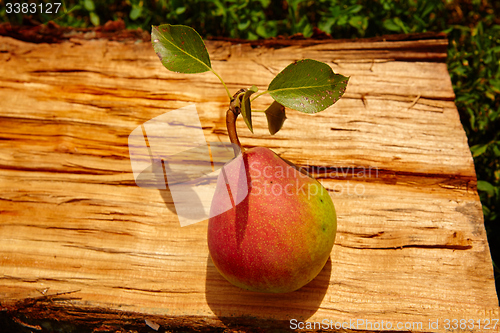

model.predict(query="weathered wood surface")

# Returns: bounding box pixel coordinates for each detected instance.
[0,29,498,332]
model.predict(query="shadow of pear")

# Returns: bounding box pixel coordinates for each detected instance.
[205,254,332,331]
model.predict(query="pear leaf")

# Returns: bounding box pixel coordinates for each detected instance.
[265,101,287,135]
[151,24,211,74]
[268,59,349,114]
[240,85,258,133]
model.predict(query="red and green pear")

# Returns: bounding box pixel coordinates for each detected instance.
[208,147,337,293]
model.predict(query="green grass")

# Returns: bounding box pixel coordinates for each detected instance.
[1,0,499,294]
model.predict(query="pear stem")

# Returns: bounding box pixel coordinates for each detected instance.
[226,109,241,156]
[226,89,247,157]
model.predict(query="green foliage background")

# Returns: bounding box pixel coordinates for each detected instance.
[2,0,499,294]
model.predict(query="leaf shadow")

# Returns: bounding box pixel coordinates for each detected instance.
[135,159,207,221]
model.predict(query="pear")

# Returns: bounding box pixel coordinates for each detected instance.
[208,147,336,293]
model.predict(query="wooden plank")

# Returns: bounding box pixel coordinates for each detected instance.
[0,30,498,332]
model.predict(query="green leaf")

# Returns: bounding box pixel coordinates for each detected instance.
[129,6,142,20]
[383,18,401,32]
[477,180,495,196]
[175,7,186,15]
[256,24,268,38]
[493,142,500,157]
[393,17,409,33]
[268,59,349,114]
[470,143,488,157]
[89,11,99,26]
[84,0,95,11]
[265,101,287,135]
[247,31,259,41]
[240,86,258,133]
[318,18,335,34]
[151,24,211,74]
[238,19,251,30]
[349,15,367,32]
[347,4,363,14]
[302,23,313,38]
[490,79,500,94]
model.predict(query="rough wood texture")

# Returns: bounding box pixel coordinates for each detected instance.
[0,28,498,332]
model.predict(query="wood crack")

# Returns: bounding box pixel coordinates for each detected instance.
[112,286,198,294]
[305,166,475,183]
[338,243,473,250]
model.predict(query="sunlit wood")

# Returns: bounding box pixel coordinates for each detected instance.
[0,31,497,332]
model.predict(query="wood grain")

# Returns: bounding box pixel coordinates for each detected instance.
[0,30,498,332]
